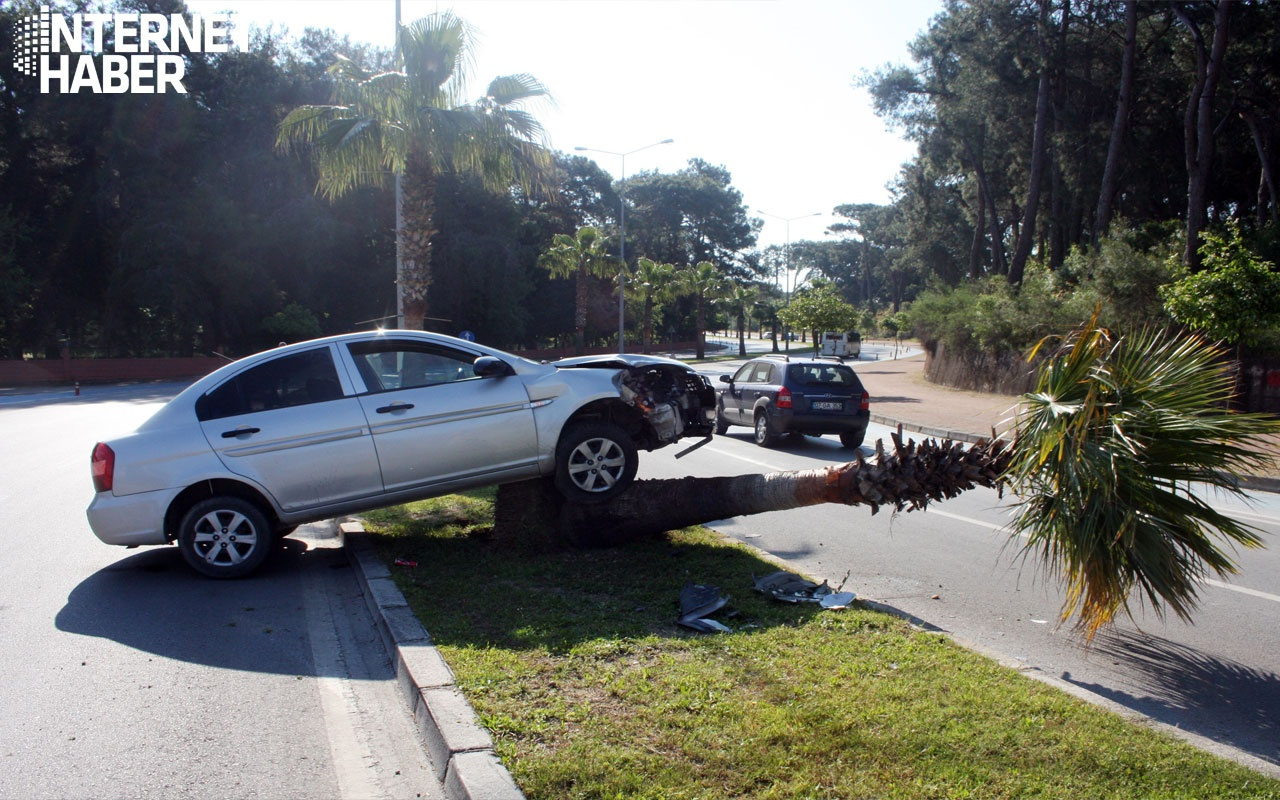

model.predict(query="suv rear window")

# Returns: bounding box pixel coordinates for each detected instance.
[787,363,858,386]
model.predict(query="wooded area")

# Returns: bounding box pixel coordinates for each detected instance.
[3,0,1279,363]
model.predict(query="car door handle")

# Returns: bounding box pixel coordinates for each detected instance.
[221,426,260,438]
[375,402,415,414]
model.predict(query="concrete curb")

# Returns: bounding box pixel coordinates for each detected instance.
[339,521,526,800]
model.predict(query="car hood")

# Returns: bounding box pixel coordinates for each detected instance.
[553,353,692,371]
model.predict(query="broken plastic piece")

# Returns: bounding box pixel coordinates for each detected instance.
[819,592,857,609]
[677,583,732,633]
[753,570,854,608]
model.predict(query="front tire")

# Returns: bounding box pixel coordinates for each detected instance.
[178,497,273,579]
[714,403,730,435]
[554,421,639,503]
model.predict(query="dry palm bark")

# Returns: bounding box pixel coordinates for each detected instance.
[493,430,1012,549]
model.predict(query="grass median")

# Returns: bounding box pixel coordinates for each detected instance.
[361,490,1279,800]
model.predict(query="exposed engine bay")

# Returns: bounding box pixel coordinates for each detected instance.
[619,364,718,444]
[553,354,718,448]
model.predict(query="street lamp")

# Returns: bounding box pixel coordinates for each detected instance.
[574,138,674,353]
[757,210,821,351]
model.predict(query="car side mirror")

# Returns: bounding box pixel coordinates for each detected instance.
[473,356,512,378]
[719,375,732,384]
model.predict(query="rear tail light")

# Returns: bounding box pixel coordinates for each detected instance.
[777,386,793,409]
[91,443,115,493]
[860,391,870,411]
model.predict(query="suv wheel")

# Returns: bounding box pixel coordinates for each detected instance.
[178,496,273,579]
[714,403,730,435]
[753,412,778,447]
[839,431,865,449]
[554,421,638,503]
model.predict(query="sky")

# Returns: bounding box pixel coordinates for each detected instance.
[186,0,944,249]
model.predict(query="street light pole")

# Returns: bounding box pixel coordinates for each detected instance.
[574,138,674,353]
[393,0,404,328]
[757,210,821,352]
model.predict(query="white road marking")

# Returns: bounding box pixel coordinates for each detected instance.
[1203,579,1280,604]
[303,556,382,800]
[923,506,1280,605]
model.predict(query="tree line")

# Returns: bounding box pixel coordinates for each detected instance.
[5,0,1280,364]
[0,1,761,361]
[847,0,1280,356]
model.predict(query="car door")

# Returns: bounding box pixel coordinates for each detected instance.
[741,361,777,419]
[723,362,757,424]
[343,338,539,493]
[197,345,384,512]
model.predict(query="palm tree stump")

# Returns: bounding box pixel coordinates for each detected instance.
[493,431,1011,550]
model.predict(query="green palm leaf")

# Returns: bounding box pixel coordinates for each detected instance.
[1006,313,1279,639]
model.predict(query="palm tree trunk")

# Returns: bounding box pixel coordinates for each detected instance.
[573,270,588,355]
[400,151,439,330]
[493,433,1011,549]
[642,297,654,354]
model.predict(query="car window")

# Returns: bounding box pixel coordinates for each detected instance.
[787,363,857,386]
[196,347,342,421]
[750,363,774,383]
[347,340,481,393]
[731,363,755,383]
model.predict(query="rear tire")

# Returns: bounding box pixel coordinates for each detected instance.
[178,496,273,579]
[839,431,866,449]
[554,421,638,504]
[753,412,778,447]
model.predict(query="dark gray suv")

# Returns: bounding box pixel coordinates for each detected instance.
[715,356,870,448]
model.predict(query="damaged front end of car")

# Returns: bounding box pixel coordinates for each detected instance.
[555,355,718,449]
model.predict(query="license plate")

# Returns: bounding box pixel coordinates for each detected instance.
[813,401,843,411]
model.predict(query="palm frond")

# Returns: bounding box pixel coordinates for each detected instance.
[399,12,472,106]
[483,73,554,109]
[1006,314,1280,640]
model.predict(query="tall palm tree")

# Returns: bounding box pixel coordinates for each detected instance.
[678,261,727,359]
[276,13,551,330]
[537,227,619,355]
[630,257,677,353]
[727,282,759,356]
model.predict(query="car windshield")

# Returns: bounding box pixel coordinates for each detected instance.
[787,364,857,387]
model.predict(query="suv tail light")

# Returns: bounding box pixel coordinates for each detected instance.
[91,443,115,493]
[777,386,793,409]
[860,391,870,411]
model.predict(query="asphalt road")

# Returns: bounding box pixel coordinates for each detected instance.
[6,361,1278,789]
[641,367,1280,777]
[0,388,442,799]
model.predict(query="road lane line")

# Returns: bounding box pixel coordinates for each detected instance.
[704,444,794,472]
[923,505,1280,605]
[923,507,1009,534]
[1203,579,1280,604]
[303,556,381,799]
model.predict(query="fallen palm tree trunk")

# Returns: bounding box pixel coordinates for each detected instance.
[494,430,1011,549]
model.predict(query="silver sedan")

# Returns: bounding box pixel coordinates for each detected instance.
[88,330,716,577]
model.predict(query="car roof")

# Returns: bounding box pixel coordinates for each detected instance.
[138,330,540,430]
[553,353,693,370]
